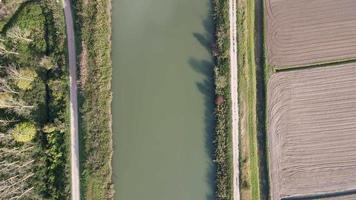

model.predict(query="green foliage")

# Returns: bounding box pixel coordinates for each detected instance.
[43,123,57,133]
[0,0,25,30]
[48,79,65,102]
[14,67,37,90]
[212,0,233,199]
[0,1,70,199]
[215,68,227,89]
[11,121,36,142]
[40,56,56,70]
[73,0,113,198]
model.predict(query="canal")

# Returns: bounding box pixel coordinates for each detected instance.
[111,0,216,199]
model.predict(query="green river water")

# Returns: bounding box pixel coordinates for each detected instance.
[112,0,215,199]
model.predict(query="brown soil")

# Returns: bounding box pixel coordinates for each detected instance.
[267,64,356,200]
[265,0,356,68]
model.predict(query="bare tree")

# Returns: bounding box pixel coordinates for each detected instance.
[0,131,32,197]
[0,140,35,199]
[6,66,37,90]
[0,118,19,126]
[6,26,32,43]
[0,93,33,109]
[0,78,18,94]
[0,42,18,55]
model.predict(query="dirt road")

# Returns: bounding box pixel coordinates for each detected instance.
[63,0,80,199]
[229,0,240,199]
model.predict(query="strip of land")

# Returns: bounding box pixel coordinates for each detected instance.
[63,0,80,199]
[229,0,240,198]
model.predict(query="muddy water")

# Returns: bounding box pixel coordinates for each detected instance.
[111,0,215,199]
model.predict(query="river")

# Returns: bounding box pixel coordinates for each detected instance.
[111,0,215,199]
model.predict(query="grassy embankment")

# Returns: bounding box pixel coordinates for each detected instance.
[212,0,233,199]
[72,0,113,199]
[0,0,70,199]
[237,0,261,199]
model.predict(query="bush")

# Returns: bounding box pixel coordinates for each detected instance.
[14,68,37,90]
[11,122,36,142]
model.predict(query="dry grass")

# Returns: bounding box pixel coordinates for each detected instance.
[79,41,88,89]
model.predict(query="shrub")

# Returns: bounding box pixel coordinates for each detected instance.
[11,122,36,142]
[14,68,37,90]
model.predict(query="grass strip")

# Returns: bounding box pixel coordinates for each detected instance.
[72,0,113,199]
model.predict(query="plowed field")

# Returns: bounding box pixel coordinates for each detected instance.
[267,64,356,200]
[265,0,356,68]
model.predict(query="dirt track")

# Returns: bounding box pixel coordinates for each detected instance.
[229,0,240,198]
[265,0,356,67]
[63,0,80,199]
[267,64,356,200]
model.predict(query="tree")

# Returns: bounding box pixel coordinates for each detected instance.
[0,92,33,110]
[6,26,32,43]
[48,79,65,101]
[7,66,37,90]
[214,68,227,89]
[0,41,18,55]
[0,78,18,94]
[0,118,18,126]
[10,122,37,143]
[39,56,56,70]
[0,140,35,199]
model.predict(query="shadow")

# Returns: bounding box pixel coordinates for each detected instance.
[255,0,270,199]
[0,0,33,34]
[188,2,216,199]
[189,57,216,200]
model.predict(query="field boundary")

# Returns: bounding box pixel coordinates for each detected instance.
[281,188,356,200]
[254,0,270,199]
[275,58,356,72]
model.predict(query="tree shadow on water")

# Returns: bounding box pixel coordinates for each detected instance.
[188,3,217,199]
[189,57,216,200]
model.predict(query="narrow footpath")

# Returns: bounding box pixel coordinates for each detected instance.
[229,0,240,199]
[63,0,80,199]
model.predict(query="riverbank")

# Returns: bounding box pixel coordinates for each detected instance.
[212,0,234,199]
[72,0,113,199]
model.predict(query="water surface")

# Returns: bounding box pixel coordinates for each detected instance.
[112,0,215,199]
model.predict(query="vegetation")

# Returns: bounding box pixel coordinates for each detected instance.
[238,0,265,199]
[11,122,36,142]
[0,0,26,30]
[212,0,233,199]
[0,1,70,199]
[73,0,113,199]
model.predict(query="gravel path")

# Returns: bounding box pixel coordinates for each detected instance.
[63,0,80,199]
[229,0,240,199]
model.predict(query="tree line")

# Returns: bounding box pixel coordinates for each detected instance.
[0,1,70,199]
[213,0,233,199]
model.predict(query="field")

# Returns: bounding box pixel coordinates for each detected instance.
[265,0,356,68]
[267,64,356,200]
